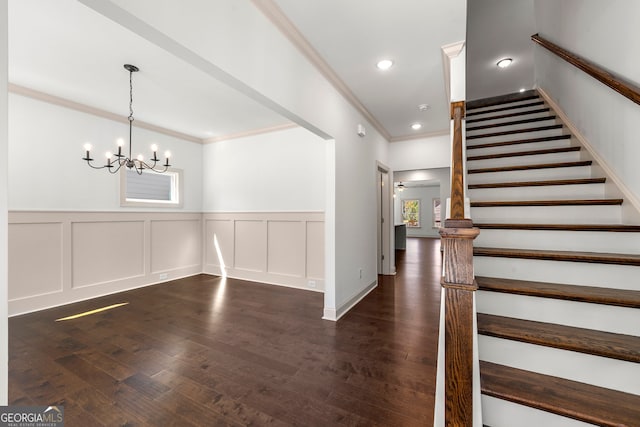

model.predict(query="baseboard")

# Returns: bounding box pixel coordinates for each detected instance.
[323,279,377,322]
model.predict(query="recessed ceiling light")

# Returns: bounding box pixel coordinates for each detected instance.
[376,59,394,70]
[497,58,513,68]
[418,104,430,112]
[411,123,422,130]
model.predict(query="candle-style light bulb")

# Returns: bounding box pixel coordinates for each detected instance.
[116,138,124,157]
[105,151,113,167]
[83,143,92,161]
[137,154,144,162]
[164,151,171,167]
[151,144,158,152]
[164,151,171,159]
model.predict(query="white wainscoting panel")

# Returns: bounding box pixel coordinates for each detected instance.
[8,222,63,300]
[150,219,202,273]
[203,212,324,291]
[205,219,234,269]
[235,220,267,272]
[72,220,145,288]
[306,221,325,280]
[268,220,305,277]
[8,211,202,316]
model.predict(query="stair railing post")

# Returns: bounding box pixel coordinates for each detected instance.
[440,101,480,426]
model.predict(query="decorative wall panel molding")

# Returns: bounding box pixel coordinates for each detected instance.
[203,212,325,291]
[8,211,202,315]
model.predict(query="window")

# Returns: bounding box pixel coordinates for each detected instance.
[433,198,442,228]
[401,199,420,227]
[120,169,183,207]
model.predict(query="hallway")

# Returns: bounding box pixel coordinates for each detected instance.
[9,237,442,426]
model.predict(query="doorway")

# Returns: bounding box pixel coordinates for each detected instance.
[377,163,392,275]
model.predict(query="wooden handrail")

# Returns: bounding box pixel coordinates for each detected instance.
[439,100,479,426]
[532,34,640,106]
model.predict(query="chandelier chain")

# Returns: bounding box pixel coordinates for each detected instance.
[128,69,134,123]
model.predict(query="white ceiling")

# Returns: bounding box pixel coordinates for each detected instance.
[8,0,533,143]
[273,0,466,140]
[8,0,290,141]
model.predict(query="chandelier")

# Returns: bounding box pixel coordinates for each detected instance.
[82,64,171,174]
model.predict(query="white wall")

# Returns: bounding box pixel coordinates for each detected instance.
[202,126,325,212]
[9,93,203,212]
[389,133,451,172]
[0,0,8,405]
[534,0,640,208]
[92,0,396,319]
[394,185,441,238]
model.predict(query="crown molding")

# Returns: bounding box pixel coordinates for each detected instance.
[9,83,203,143]
[10,83,300,145]
[252,0,392,141]
[389,128,449,143]
[204,122,298,143]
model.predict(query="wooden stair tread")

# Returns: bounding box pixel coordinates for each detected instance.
[480,361,640,427]
[466,91,539,110]
[467,134,571,150]
[474,246,640,266]
[476,276,640,308]
[474,223,640,232]
[467,115,557,131]
[471,199,622,207]
[466,100,545,117]
[467,124,563,140]
[466,107,550,124]
[467,146,580,161]
[477,313,640,363]
[469,178,605,189]
[469,160,592,174]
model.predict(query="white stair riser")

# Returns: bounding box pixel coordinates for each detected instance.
[469,99,544,115]
[466,110,552,128]
[474,257,640,292]
[467,165,593,184]
[467,118,558,136]
[469,183,605,202]
[475,229,640,254]
[467,151,581,169]
[466,138,573,157]
[471,204,621,224]
[466,128,565,145]
[477,291,640,336]
[481,396,594,427]
[479,336,640,395]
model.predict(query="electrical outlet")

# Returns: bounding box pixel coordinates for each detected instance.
[308,280,316,288]
[159,273,168,280]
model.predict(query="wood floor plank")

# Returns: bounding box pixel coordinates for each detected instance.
[9,238,443,426]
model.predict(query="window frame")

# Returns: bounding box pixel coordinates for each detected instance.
[119,168,183,208]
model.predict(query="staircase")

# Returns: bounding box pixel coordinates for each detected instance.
[466,90,640,427]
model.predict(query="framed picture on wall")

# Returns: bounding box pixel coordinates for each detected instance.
[401,199,420,227]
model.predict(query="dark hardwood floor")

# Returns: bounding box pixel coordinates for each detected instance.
[9,237,442,426]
